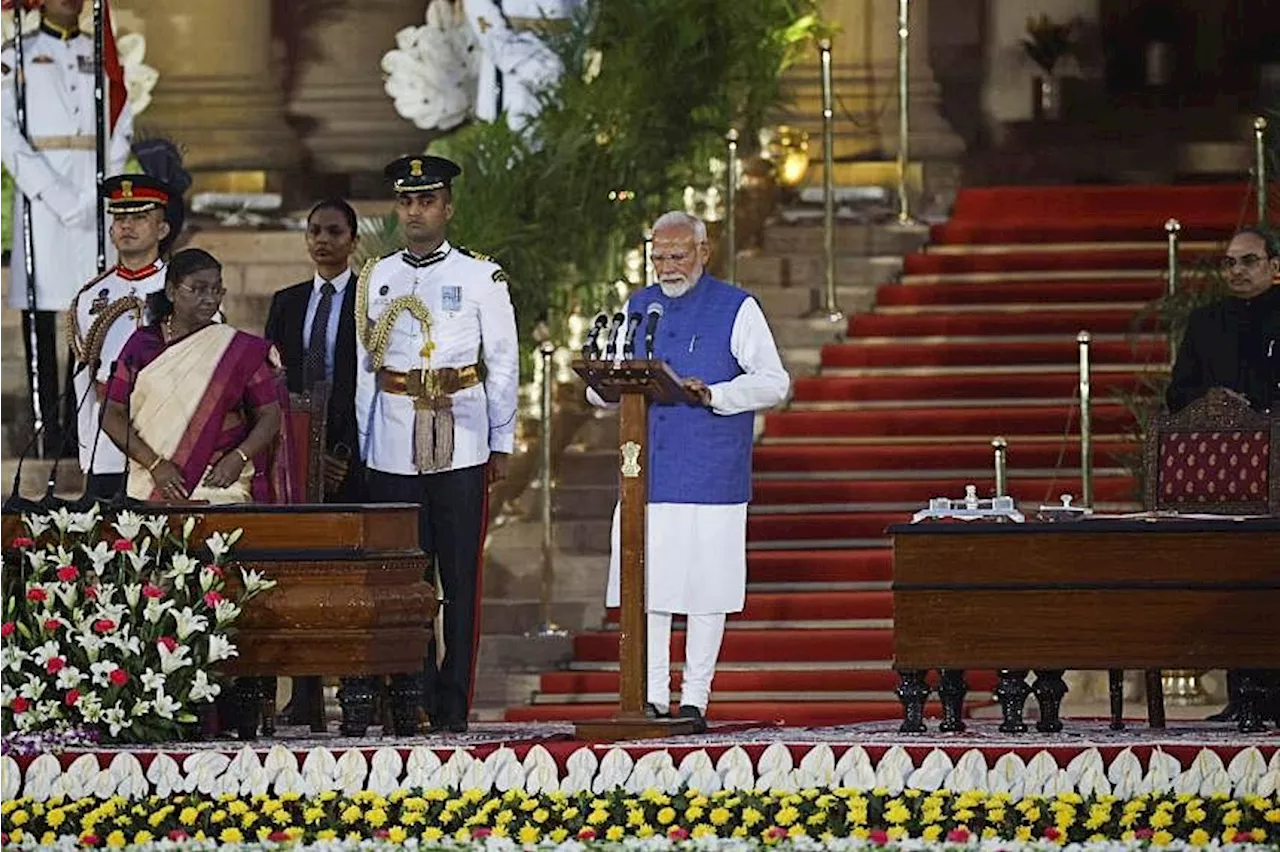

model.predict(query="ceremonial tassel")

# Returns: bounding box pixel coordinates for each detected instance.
[432,407,454,471]
[413,407,437,473]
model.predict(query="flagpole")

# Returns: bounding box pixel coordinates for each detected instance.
[93,0,107,272]
[13,1,46,456]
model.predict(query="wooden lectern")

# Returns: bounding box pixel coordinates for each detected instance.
[572,357,700,739]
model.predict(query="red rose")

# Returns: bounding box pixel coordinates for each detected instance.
[268,831,289,843]
[577,827,597,841]
[11,697,29,714]
[764,826,787,841]
[1134,828,1154,840]
[92,619,116,634]
[46,657,66,675]
[868,829,889,846]
[166,830,187,842]
[141,584,164,599]
[25,587,47,602]
[65,690,81,706]
[43,618,62,632]
[84,586,99,600]
[0,622,13,638]
[56,565,79,583]
[202,591,225,609]
[1043,826,1062,841]
[157,636,178,653]
[79,833,101,846]
[667,826,690,841]
[472,828,492,839]
[108,668,128,687]
[10,536,34,549]
[112,539,133,552]
[947,828,971,843]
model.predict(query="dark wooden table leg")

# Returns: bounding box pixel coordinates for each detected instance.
[389,673,422,736]
[1238,670,1268,734]
[310,679,328,734]
[259,677,276,737]
[1144,670,1166,729]
[895,669,930,733]
[1032,669,1067,733]
[1107,670,1125,730]
[338,676,378,737]
[234,677,263,741]
[994,669,1032,734]
[938,669,968,733]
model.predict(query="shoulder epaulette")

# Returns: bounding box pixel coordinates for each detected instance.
[73,268,114,299]
[457,246,495,263]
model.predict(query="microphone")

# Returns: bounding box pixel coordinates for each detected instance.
[603,311,626,360]
[643,302,664,358]
[621,312,642,359]
[2,362,90,514]
[583,312,608,360]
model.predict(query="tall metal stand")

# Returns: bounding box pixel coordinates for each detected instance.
[724,128,738,284]
[895,0,918,226]
[991,437,1008,498]
[1254,116,1269,225]
[1077,331,1093,508]
[816,38,842,322]
[534,341,563,636]
[1165,219,1180,368]
[13,3,45,455]
[93,0,107,272]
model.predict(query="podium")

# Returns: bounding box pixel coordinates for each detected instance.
[572,357,700,739]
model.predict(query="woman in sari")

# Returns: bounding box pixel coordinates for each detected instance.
[101,248,297,504]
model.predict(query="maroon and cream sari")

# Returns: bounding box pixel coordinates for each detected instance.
[109,323,298,503]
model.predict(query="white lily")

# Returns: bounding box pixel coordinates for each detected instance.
[142,514,169,540]
[19,674,47,701]
[124,583,143,609]
[103,706,128,736]
[81,541,114,572]
[239,567,276,595]
[31,640,62,666]
[173,607,208,641]
[141,668,165,692]
[159,643,192,674]
[24,549,49,572]
[214,599,241,626]
[69,504,101,534]
[107,632,141,657]
[131,699,152,717]
[190,669,221,702]
[55,666,86,690]
[143,597,175,625]
[113,510,145,541]
[23,513,51,538]
[75,632,105,663]
[54,583,79,608]
[0,646,24,673]
[182,515,197,543]
[96,583,119,607]
[124,539,153,572]
[165,552,199,580]
[152,690,181,720]
[206,634,238,663]
[78,693,104,722]
[205,531,234,561]
[90,661,120,688]
[49,507,75,533]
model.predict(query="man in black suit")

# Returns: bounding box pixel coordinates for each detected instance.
[264,198,362,724]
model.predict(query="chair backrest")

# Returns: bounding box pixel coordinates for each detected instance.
[286,382,331,504]
[1143,387,1279,516]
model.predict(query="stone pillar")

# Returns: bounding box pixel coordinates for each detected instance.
[287,0,434,176]
[125,0,303,188]
[816,0,963,160]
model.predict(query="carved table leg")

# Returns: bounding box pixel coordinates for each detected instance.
[259,677,277,737]
[234,678,263,741]
[895,669,930,733]
[1238,670,1269,734]
[994,669,1032,734]
[338,676,379,737]
[1107,670,1125,730]
[938,669,968,733]
[1144,669,1166,729]
[389,673,423,736]
[1032,669,1068,733]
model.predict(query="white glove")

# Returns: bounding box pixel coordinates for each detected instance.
[38,181,96,229]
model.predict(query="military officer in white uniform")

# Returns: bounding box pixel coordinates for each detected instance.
[355,154,519,734]
[69,174,173,499]
[2,0,134,453]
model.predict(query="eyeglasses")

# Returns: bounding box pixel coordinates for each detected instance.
[1219,254,1266,272]
[175,283,226,299]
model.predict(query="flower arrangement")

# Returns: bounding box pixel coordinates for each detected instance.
[1,507,274,744]
[1022,14,1076,75]
[0,788,1276,849]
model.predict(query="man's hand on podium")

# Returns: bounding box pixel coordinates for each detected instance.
[487,451,510,485]
[682,377,712,407]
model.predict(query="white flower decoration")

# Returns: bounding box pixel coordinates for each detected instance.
[190,669,221,702]
[82,541,114,573]
[173,607,209,641]
[152,690,181,721]
[69,504,101,534]
[113,510,145,541]
[31,640,62,666]
[240,568,275,595]
[22,512,51,538]
[381,0,480,132]
[165,552,199,580]
[90,660,120,688]
[159,642,192,674]
[143,597,175,625]
[214,599,241,626]
[141,668,165,692]
[102,706,128,736]
[142,514,169,540]
[206,634,238,663]
[55,666,86,691]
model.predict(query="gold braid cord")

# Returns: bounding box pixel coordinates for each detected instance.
[355,256,435,371]
[72,296,144,370]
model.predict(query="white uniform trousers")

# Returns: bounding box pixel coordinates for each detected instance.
[646,611,726,712]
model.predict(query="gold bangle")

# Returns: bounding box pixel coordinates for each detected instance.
[234,448,250,464]
[147,456,164,472]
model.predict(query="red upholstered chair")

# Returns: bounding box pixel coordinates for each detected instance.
[285,382,331,504]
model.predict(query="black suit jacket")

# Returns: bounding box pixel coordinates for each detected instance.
[265,276,361,498]
[1166,287,1279,414]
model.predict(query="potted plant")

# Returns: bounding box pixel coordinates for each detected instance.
[1022,14,1076,120]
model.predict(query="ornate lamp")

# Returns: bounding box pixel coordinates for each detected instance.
[763,125,811,189]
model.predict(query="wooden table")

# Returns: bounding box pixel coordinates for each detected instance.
[890,517,1280,734]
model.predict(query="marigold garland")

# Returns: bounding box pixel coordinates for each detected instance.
[1,788,1276,848]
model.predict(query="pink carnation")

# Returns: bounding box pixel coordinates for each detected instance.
[46,657,66,675]
[25,587,47,602]
[141,583,164,599]
[108,668,129,687]
[92,619,116,634]
[65,690,81,706]
[157,636,178,652]
[667,826,690,841]
[0,622,13,638]
[56,565,79,583]
[11,697,29,714]
[112,539,133,552]
[202,591,225,609]
[10,536,34,549]
[868,829,889,846]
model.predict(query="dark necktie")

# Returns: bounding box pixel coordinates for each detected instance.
[304,281,336,389]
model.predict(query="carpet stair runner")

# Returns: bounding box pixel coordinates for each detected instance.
[505,182,1245,728]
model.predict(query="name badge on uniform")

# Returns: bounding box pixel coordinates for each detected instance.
[77,55,95,74]
[442,285,462,313]
[89,288,110,315]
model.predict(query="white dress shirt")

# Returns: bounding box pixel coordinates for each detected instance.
[355,242,520,475]
[302,268,352,385]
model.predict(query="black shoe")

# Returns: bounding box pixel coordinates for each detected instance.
[1207,703,1239,723]
[678,704,708,734]
[446,719,469,734]
[426,717,448,734]
[644,703,671,720]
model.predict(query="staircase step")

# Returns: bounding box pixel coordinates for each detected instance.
[747,549,891,584]
[820,338,1166,369]
[605,590,892,625]
[748,513,906,543]
[753,441,1136,473]
[903,247,1210,276]
[848,309,1157,338]
[572,627,894,663]
[792,371,1155,403]
[738,255,903,289]
[752,476,1136,507]
[876,279,1166,307]
[762,224,929,256]
[763,403,1134,439]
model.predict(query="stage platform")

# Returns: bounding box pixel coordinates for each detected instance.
[6,720,1277,802]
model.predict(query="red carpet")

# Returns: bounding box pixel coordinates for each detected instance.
[506,183,1239,727]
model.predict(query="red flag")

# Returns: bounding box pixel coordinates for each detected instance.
[100,0,127,132]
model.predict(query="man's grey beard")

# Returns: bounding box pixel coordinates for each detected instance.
[658,268,701,298]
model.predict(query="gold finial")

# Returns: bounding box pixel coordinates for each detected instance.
[1165,218,1181,233]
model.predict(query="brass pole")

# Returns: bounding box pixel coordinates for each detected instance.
[991,437,1008,498]
[725,128,738,284]
[535,340,563,635]
[818,38,843,322]
[895,0,917,226]
[1165,218,1180,368]
[1255,116,1269,225]
[643,230,654,288]
[1077,331,1093,509]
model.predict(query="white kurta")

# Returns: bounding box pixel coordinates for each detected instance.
[594,296,790,615]
[69,262,166,474]
[1,28,133,310]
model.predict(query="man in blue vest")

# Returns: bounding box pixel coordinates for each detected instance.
[590,211,791,731]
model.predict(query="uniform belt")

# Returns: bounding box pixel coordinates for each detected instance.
[377,365,481,398]
[31,135,95,151]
